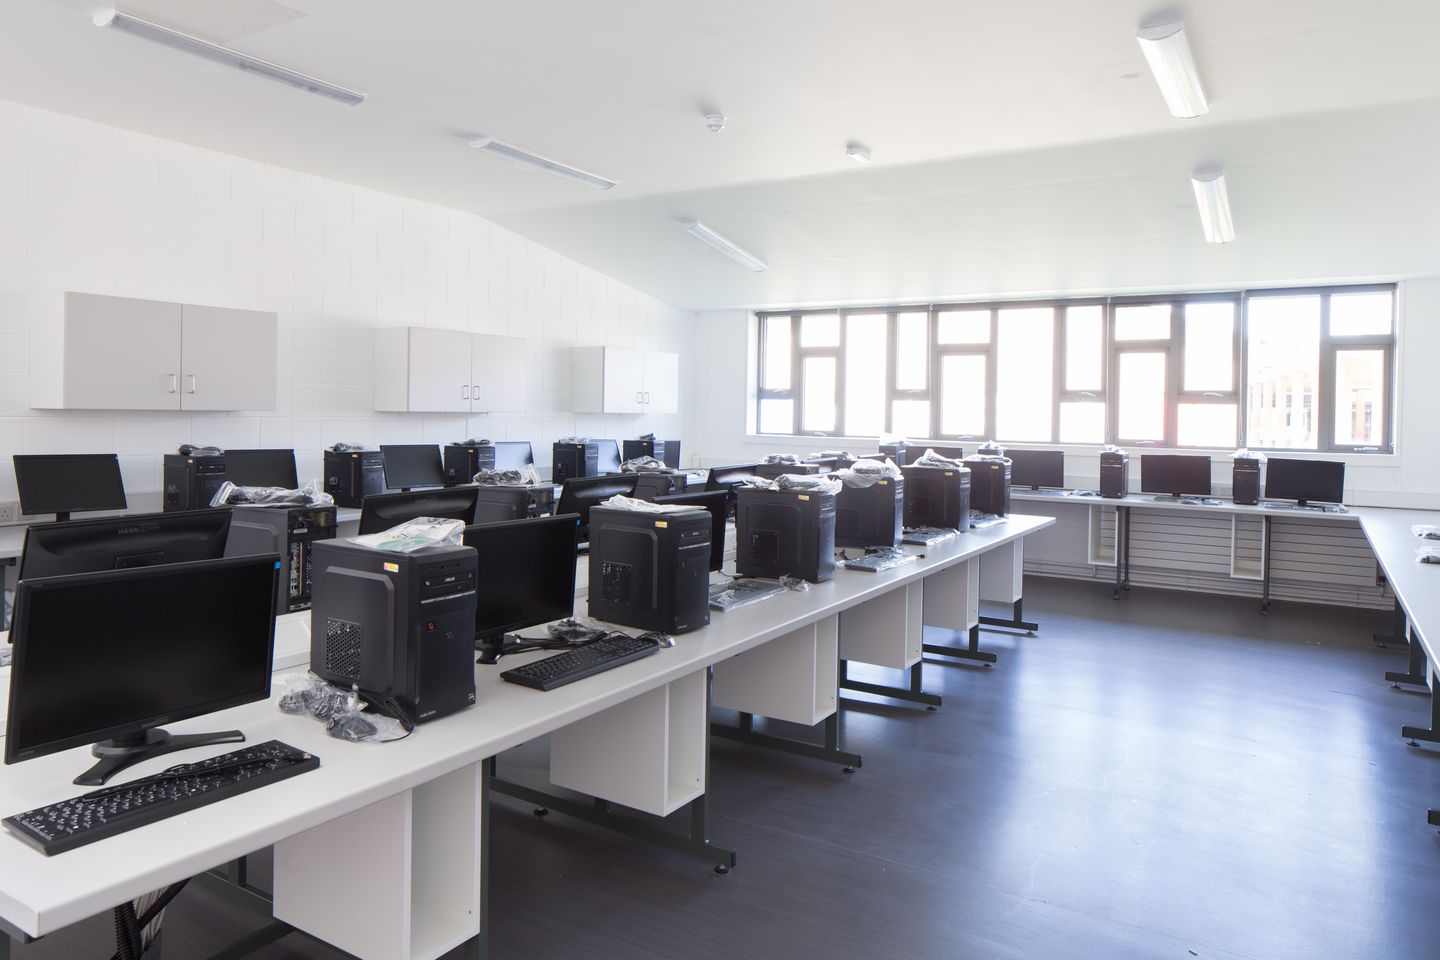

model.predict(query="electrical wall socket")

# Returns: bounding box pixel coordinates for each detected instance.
[0,502,17,525]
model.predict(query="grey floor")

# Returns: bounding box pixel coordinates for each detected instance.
[14,577,1440,960]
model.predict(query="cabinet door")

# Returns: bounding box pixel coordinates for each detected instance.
[63,293,181,410]
[180,305,277,411]
[407,327,473,413]
[471,334,527,413]
[602,347,645,414]
[642,351,679,414]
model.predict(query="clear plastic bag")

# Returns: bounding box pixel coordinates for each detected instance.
[547,618,608,642]
[619,456,678,474]
[277,674,410,743]
[976,441,1006,457]
[1418,546,1440,564]
[912,449,968,470]
[832,457,901,488]
[762,453,802,464]
[780,576,810,592]
[1232,448,1267,462]
[776,474,843,495]
[557,436,591,444]
[1412,526,1440,540]
[349,517,465,553]
[599,494,700,513]
[474,464,542,486]
[210,479,334,508]
[709,579,785,611]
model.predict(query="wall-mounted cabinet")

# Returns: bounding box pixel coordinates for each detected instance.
[373,328,527,414]
[572,346,678,415]
[30,293,277,410]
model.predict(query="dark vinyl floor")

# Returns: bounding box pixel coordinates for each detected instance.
[14,577,1440,960]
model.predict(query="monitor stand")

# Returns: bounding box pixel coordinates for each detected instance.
[75,728,246,786]
[54,512,70,523]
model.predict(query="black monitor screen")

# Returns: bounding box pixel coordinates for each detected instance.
[1264,458,1345,505]
[473,486,530,525]
[656,490,728,571]
[1140,455,1212,496]
[595,440,621,474]
[381,445,444,489]
[465,514,578,641]
[493,442,534,472]
[557,474,639,540]
[225,449,299,488]
[707,463,760,491]
[13,454,127,517]
[359,488,479,535]
[20,510,232,580]
[4,556,278,765]
[1007,450,1065,489]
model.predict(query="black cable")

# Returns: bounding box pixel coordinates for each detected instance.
[136,880,189,929]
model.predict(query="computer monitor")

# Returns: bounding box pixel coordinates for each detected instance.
[473,486,531,524]
[493,441,534,472]
[922,445,966,462]
[464,513,579,661]
[655,490,729,571]
[13,454,127,523]
[380,444,445,491]
[556,474,639,543]
[706,463,760,494]
[19,510,233,581]
[1006,449,1065,490]
[224,449,299,488]
[1264,458,1345,507]
[4,555,278,785]
[358,488,479,535]
[595,440,622,474]
[1140,454,1212,498]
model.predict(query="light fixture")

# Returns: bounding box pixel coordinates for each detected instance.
[1135,21,1208,118]
[678,220,767,272]
[468,137,615,189]
[705,113,726,133]
[92,9,365,106]
[1191,169,1234,243]
[846,143,871,163]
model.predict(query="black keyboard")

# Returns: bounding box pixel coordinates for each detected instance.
[501,635,661,691]
[4,741,318,856]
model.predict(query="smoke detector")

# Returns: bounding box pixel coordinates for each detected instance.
[704,113,726,133]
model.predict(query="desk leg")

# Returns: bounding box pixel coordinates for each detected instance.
[924,624,997,664]
[1388,626,1428,688]
[978,599,1038,635]
[1402,664,1440,747]
[1375,599,1407,646]
[711,711,862,770]
[1113,506,1130,600]
[1261,515,1273,615]
[839,659,942,708]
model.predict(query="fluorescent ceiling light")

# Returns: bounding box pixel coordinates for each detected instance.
[847,143,871,163]
[1191,170,1234,243]
[468,137,615,190]
[1135,22,1208,118]
[678,220,767,272]
[92,9,365,106]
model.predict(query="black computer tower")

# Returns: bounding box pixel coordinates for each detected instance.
[587,506,711,634]
[323,449,385,508]
[900,464,971,531]
[1233,458,1261,505]
[163,453,227,512]
[965,458,1011,517]
[623,439,681,469]
[553,442,599,482]
[735,486,836,583]
[633,473,687,501]
[1100,451,1130,499]
[878,442,910,466]
[309,540,477,723]
[526,484,555,517]
[834,477,904,548]
[223,505,337,615]
[756,462,821,480]
[443,442,496,486]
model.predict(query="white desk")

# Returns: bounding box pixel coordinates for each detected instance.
[0,514,1052,959]
[1014,491,1360,612]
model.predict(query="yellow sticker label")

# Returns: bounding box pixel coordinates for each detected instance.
[383,562,399,572]
[655,521,668,527]
[945,471,953,476]
[798,494,809,500]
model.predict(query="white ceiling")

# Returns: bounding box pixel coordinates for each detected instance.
[5,0,1440,309]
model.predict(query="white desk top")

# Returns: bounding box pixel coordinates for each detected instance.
[1011,490,1360,522]
[0,514,1053,937]
[1353,507,1440,662]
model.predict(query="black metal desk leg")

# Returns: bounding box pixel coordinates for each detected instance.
[1261,515,1273,615]
[839,658,942,708]
[1113,505,1130,600]
[978,599,1039,634]
[924,624,997,665]
[1402,665,1440,747]
[1388,626,1428,688]
[1375,599,1407,645]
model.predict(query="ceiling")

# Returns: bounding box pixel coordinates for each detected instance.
[4,0,1440,310]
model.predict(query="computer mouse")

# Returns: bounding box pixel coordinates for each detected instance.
[326,714,378,742]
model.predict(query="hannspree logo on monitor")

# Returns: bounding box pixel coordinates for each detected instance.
[118,523,161,536]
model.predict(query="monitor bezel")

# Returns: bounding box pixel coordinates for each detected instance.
[1005,449,1066,490]
[358,487,480,535]
[464,513,579,641]
[223,448,299,489]
[18,509,234,581]
[1263,457,1346,506]
[379,444,446,490]
[1139,454,1213,497]
[13,453,128,517]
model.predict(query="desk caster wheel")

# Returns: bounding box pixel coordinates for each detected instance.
[1026,631,1035,637]
[1408,740,1420,748]
[533,807,549,817]
[842,766,855,774]
[927,705,938,711]
[713,864,730,876]
[1393,683,1402,689]
[983,662,992,668]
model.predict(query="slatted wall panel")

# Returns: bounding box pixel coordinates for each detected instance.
[1025,508,1391,610]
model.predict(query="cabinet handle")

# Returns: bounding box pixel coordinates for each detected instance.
[644,392,650,403]
[462,385,470,400]
[187,375,196,394]
[636,392,643,404]
[169,374,177,394]
[472,385,481,402]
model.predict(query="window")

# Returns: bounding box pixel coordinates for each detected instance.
[755,284,1395,453]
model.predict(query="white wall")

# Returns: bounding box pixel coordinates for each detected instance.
[693,281,1440,510]
[0,96,695,505]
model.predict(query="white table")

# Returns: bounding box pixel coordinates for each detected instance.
[0,514,1052,960]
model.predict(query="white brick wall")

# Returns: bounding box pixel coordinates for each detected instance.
[0,97,695,499]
